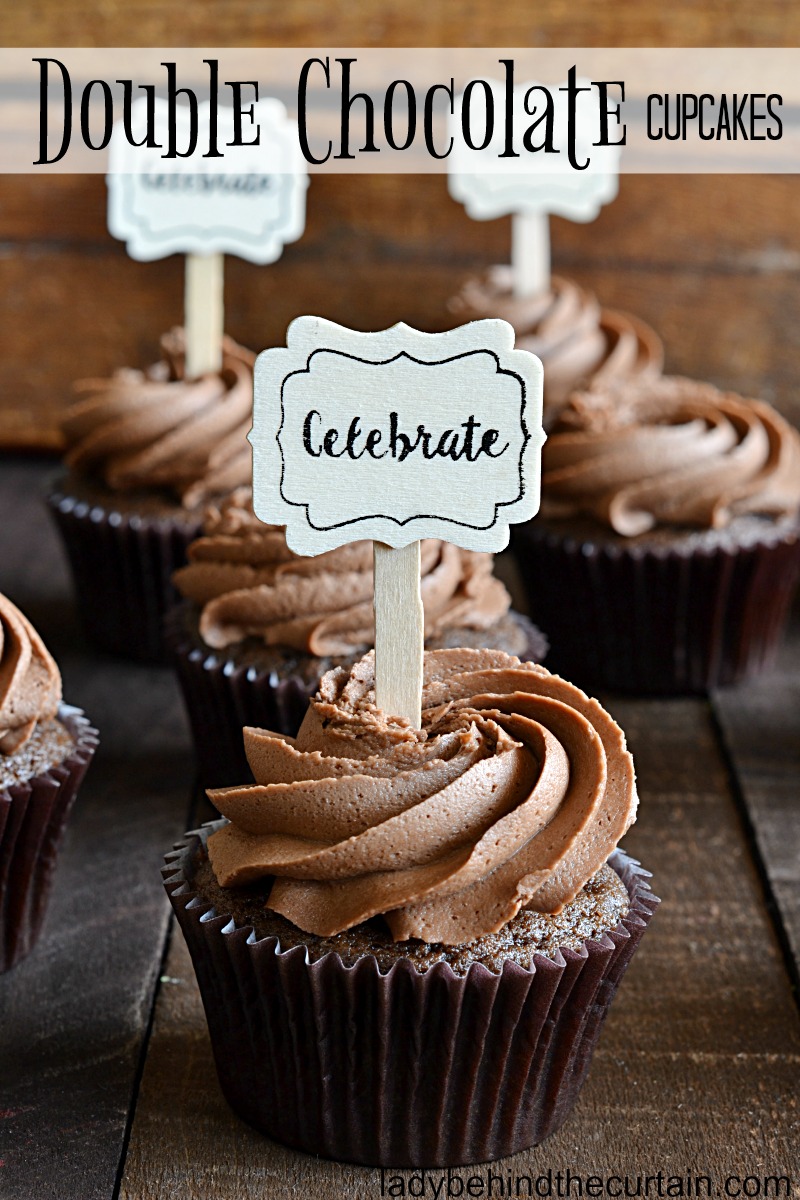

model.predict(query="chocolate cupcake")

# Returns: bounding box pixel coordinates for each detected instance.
[0,593,98,971]
[166,489,548,787]
[512,377,800,694]
[47,328,254,662]
[164,648,657,1167]
[448,269,663,428]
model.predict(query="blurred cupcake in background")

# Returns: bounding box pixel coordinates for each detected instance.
[0,592,98,972]
[166,489,548,787]
[47,328,254,662]
[448,268,663,428]
[512,376,800,694]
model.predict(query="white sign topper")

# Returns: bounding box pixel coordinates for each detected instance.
[107,97,307,263]
[449,78,621,297]
[250,317,545,557]
[448,77,620,223]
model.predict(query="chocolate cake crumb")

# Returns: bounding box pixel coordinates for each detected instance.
[190,850,630,976]
[174,602,546,685]
[57,471,202,522]
[534,511,800,554]
[0,718,75,789]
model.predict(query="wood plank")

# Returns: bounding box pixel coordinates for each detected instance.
[561,264,800,428]
[3,176,800,275]
[2,249,799,452]
[0,248,182,451]
[119,695,800,1196]
[555,175,800,275]
[0,459,195,1200]
[3,0,800,48]
[712,625,800,991]
[0,175,109,244]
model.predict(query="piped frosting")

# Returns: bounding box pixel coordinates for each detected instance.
[0,594,61,755]
[207,648,638,945]
[62,328,254,508]
[542,377,800,536]
[449,269,663,427]
[173,490,512,656]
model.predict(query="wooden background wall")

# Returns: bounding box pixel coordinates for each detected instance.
[2,2,799,449]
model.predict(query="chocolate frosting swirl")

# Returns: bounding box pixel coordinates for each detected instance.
[173,490,512,656]
[449,269,663,427]
[0,594,62,755]
[207,648,638,944]
[62,329,254,509]
[542,377,800,536]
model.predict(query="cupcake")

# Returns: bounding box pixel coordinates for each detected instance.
[164,648,657,1167]
[512,377,800,694]
[448,268,663,428]
[166,489,548,788]
[0,593,98,971]
[47,328,254,662]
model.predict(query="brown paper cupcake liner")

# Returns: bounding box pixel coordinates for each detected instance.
[164,824,658,1167]
[0,705,98,972]
[164,605,549,791]
[512,520,800,694]
[164,605,313,790]
[47,485,202,663]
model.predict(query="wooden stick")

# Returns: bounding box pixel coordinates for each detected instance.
[373,541,424,727]
[511,211,550,298]
[184,252,224,378]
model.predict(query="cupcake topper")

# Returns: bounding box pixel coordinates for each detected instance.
[107,96,308,378]
[448,77,621,298]
[251,317,544,726]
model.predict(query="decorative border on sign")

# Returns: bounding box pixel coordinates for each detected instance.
[114,170,297,250]
[107,97,308,263]
[448,169,619,223]
[276,347,530,535]
[251,317,545,555]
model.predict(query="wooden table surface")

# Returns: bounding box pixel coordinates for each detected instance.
[0,458,798,1200]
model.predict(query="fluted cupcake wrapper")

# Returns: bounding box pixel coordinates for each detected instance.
[47,485,201,663]
[164,604,550,792]
[0,705,98,972]
[164,605,312,790]
[512,520,800,695]
[164,825,658,1168]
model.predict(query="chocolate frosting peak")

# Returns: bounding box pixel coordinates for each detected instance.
[0,594,61,755]
[449,269,663,427]
[207,649,638,944]
[173,490,512,656]
[62,329,254,508]
[542,377,800,535]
